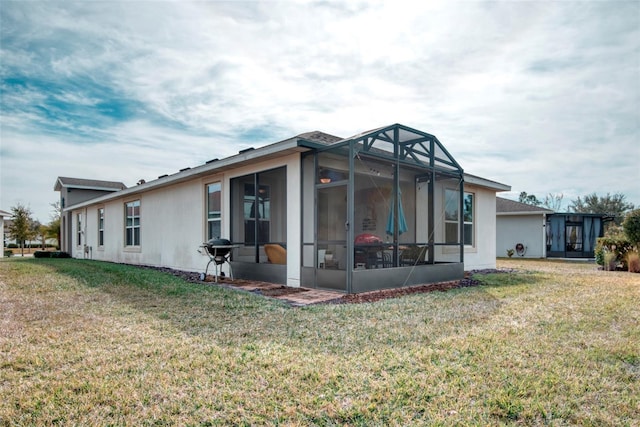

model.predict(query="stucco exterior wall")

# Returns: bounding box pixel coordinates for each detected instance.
[0,215,5,248]
[63,152,504,287]
[62,188,114,209]
[463,185,498,270]
[68,154,301,282]
[496,214,546,258]
[429,182,499,270]
[71,178,206,269]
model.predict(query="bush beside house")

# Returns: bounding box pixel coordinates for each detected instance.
[33,251,71,258]
[595,209,640,273]
[622,209,640,245]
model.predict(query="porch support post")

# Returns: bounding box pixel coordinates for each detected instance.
[428,139,435,264]
[428,169,435,264]
[346,141,355,294]
[253,174,260,263]
[392,127,400,266]
[459,177,465,264]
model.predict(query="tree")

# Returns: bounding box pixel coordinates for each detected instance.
[7,203,34,256]
[38,223,48,249]
[29,220,41,248]
[622,209,640,246]
[542,193,563,211]
[47,201,62,249]
[518,191,542,206]
[569,193,635,223]
[46,217,61,249]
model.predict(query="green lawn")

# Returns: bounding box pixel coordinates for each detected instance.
[1,258,638,426]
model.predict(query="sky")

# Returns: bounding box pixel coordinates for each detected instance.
[1,0,639,223]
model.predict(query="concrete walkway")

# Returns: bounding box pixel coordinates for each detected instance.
[213,278,343,306]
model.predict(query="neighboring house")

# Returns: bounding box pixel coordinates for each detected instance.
[54,177,127,253]
[545,213,611,259]
[496,197,611,259]
[496,197,553,258]
[1,209,11,248]
[56,124,510,293]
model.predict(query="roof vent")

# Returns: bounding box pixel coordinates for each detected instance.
[137,179,146,185]
[238,147,254,154]
[179,167,191,172]
[206,158,219,164]
[158,174,168,179]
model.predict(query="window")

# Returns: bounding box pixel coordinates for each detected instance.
[125,200,140,246]
[463,192,474,246]
[444,189,458,244]
[444,190,474,246]
[77,213,82,246]
[98,208,104,246]
[206,182,221,240]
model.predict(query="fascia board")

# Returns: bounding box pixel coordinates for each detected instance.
[62,137,307,213]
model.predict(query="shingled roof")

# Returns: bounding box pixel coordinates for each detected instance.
[497,197,554,214]
[54,177,127,192]
[296,131,343,145]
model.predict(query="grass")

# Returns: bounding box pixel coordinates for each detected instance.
[1,258,639,426]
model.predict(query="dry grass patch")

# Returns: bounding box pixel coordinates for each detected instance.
[1,258,638,425]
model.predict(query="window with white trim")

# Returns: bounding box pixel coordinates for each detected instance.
[206,182,221,240]
[125,200,140,246]
[444,189,458,244]
[77,213,82,246]
[463,192,474,246]
[444,190,474,246]
[98,208,104,246]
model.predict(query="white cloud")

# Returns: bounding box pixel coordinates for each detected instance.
[1,0,639,222]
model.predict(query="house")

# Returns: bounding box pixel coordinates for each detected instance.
[496,197,553,258]
[56,124,510,293]
[1,209,11,248]
[496,197,611,259]
[545,213,611,258]
[54,177,126,254]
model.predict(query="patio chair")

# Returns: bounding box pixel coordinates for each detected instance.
[264,244,287,265]
[401,246,427,266]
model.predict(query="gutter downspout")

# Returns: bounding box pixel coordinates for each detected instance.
[542,213,547,258]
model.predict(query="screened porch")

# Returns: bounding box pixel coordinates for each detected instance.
[301,124,466,293]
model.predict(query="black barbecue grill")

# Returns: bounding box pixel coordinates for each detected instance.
[198,238,237,282]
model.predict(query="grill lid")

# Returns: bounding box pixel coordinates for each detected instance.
[354,233,383,245]
[207,238,231,247]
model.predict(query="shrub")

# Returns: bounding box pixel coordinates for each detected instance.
[595,245,605,266]
[7,243,18,248]
[51,251,71,258]
[622,209,640,246]
[604,252,617,271]
[628,251,640,273]
[595,236,634,270]
[33,251,50,258]
[4,249,13,257]
[33,251,71,258]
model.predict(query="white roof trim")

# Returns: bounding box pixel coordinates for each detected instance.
[62,136,306,213]
[497,211,550,216]
[464,174,511,191]
[61,130,511,213]
[61,184,122,192]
